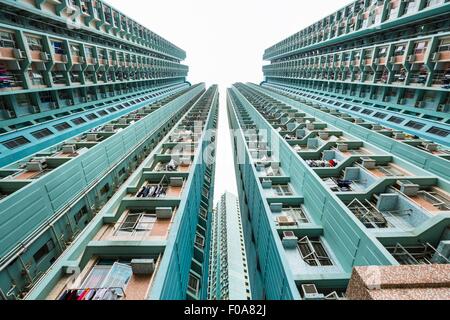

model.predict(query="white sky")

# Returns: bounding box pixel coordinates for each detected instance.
[107,0,352,201]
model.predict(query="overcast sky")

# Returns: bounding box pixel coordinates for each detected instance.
[107,0,352,200]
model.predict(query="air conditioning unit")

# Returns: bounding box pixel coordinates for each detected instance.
[425,143,438,152]
[270,203,283,213]
[389,56,396,64]
[397,180,420,196]
[362,158,376,169]
[319,132,329,140]
[372,124,383,130]
[394,132,405,140]
[79,56,85,64]
[66,99,74,106]
[118,118,127,125]
[306,123,316,130]
[277,215,297,226]
[62,145,76,154]
[26,159,47,172]
[336,143,348,152]
[86,133,99,142]
[131,259,155,275]
[383,96,390,102]
[282,231,298,249]
[354,118,364,124]
[169,177,184,187]
[156,207,172,219]
[261,179,272,189]
[301,284,325,300]
[408,55,415,63]
[416,101,425,108]
[80,97,88,103]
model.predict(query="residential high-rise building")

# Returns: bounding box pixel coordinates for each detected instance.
[228,79,449,300]
[225,1,449,300]
[0,0,221,301]
[208,192,251,300]
[12,84,218,301]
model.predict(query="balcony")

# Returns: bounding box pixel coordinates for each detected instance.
[322,166,379,193]
[346,188,432,230]
[390,180,450,214]
[282,234,342,277]
[49,257,161,300]
[131,176,185,199]
[386,242,450,265]
[149,158,192,173]
[270,203,310,227]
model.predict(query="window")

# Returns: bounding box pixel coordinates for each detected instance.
[74,206,88,224]
[26,35,44,51]
[31,128,54,139]
[86,113,99,120]
[2,136,30,149]
[438,38,450,52]
[116,212,156,236]
[84,46,94,58]
[118,167,126,177]
[51,40,65,54]
[361,109,373,115]
[414,41,428,55]
[427,127,449,137]
[273,184,293,196]
[373,112,387,119]
[107,107,117,113]
[54,122,72,131]
[100,183,110,195]
[405,121,425,130]
[187,273,200,296]
[388,116,405,124]
[282,207,309,224]
[394,44,406,56]
[298,237,333,266]
[71,117,86,125]
[82,262,132,291]
[98,110,108,116]
[33,240,55,263]
[70,43,80,56]
[195,233,205,248]
[0,30,16,48]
